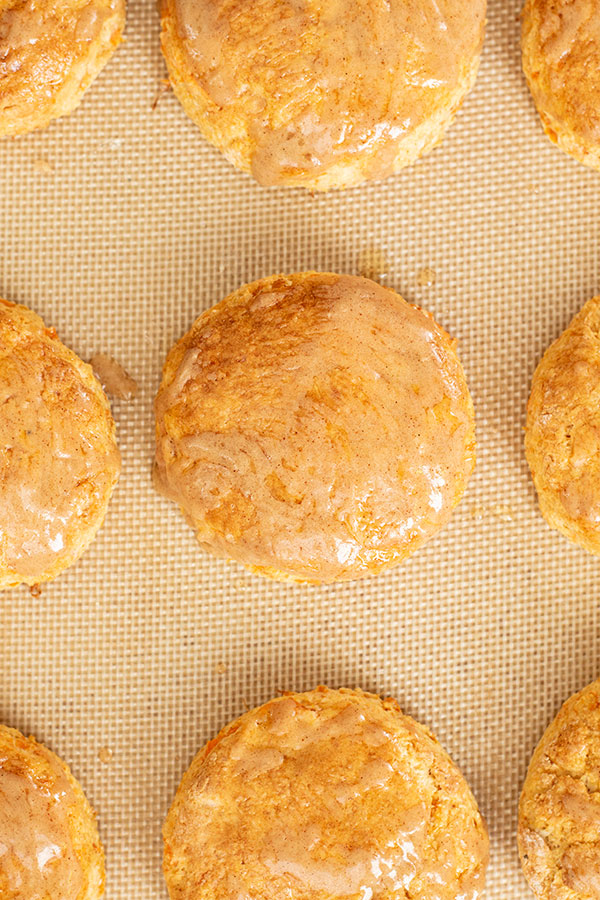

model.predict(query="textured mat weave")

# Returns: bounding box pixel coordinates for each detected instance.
[1,1,600,897]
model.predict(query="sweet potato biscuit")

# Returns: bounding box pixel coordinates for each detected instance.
[0,0,125,137]
[0,299,120,588]
[160,0,486,191]
[526,296,600,554]
[519,678,600,900]
[164,687,489,900]
[0,724,105,900]
[522,0,600,169]
[154,272,476,583]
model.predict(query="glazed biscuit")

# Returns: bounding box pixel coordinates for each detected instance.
[0,0,125,137]
[526,296,600,554]
[519,678,600,900]
[0,299,120,589]
[163,687,489,900]
[522,0,600,169]
[0,724,105,900]
[154,272,476,584]
[160,0,486,191]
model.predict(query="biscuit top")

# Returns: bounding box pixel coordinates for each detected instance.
[0,301,120,583]
[522,0,600,143]
[519,679,600,900]
[163,688,489,900]
[0,732,83,899]
[0,0,110,49]
[154,273,475,582]
[525,296,600,553]
[172,0,485,185]
[0,0,124,130]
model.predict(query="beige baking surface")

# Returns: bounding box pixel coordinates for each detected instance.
[1,1,600,897]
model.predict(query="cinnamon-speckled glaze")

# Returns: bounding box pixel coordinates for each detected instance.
[160,0,485,190]
[0,0,125,136]
[154,273,475,584]
[0,724,104,900]
[163,688,489,900]
[0,300,120,589]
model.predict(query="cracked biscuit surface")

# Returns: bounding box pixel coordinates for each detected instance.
[163,687,489,900]
[519,678,600,900]
[153,272,476,584]
[526,296,600,554]
[0,0,125,137]
[160,0,486,191]
[0,299,120,589]
[0,724,105,900]
[522,0,600,169]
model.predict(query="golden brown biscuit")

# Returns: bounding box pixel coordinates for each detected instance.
[526,296,600,555]
[518,679,600,900]
[522,0,600,169]
[0,0,125,138]
[154,272,476,584]
[0,724,105,900]
[163,687,489,900]
[0,299,120,589]
[160,0,486,191]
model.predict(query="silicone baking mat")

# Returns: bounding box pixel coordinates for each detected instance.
[1,0,599,896]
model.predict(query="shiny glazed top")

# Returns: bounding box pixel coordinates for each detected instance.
[154,273,475,583]
[170,0,485,185]
[0,728,83,900]
[522,0,600,146]
[163,688,489,900]
[0,300,120,587]
[519,678,600,900]
[0,0,125,135]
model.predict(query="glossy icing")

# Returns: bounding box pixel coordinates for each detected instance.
[163,689,489,900]
[0,301,120,585]
[154,273,475,582]
[171,0,485,185]
[0,0,125,137]
[0,751,83,899]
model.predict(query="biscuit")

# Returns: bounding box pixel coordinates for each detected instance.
[154,272,476,584]
[0,299,120,588]
[160,0,486,191]
[518,678,600,900]
[163,687,489,900]
[526,296,600,554]
[0,0,125,137]
[522,0,600,170]
[0,724,105,900]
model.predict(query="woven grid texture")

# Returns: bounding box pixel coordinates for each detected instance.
[1,0,599,896]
